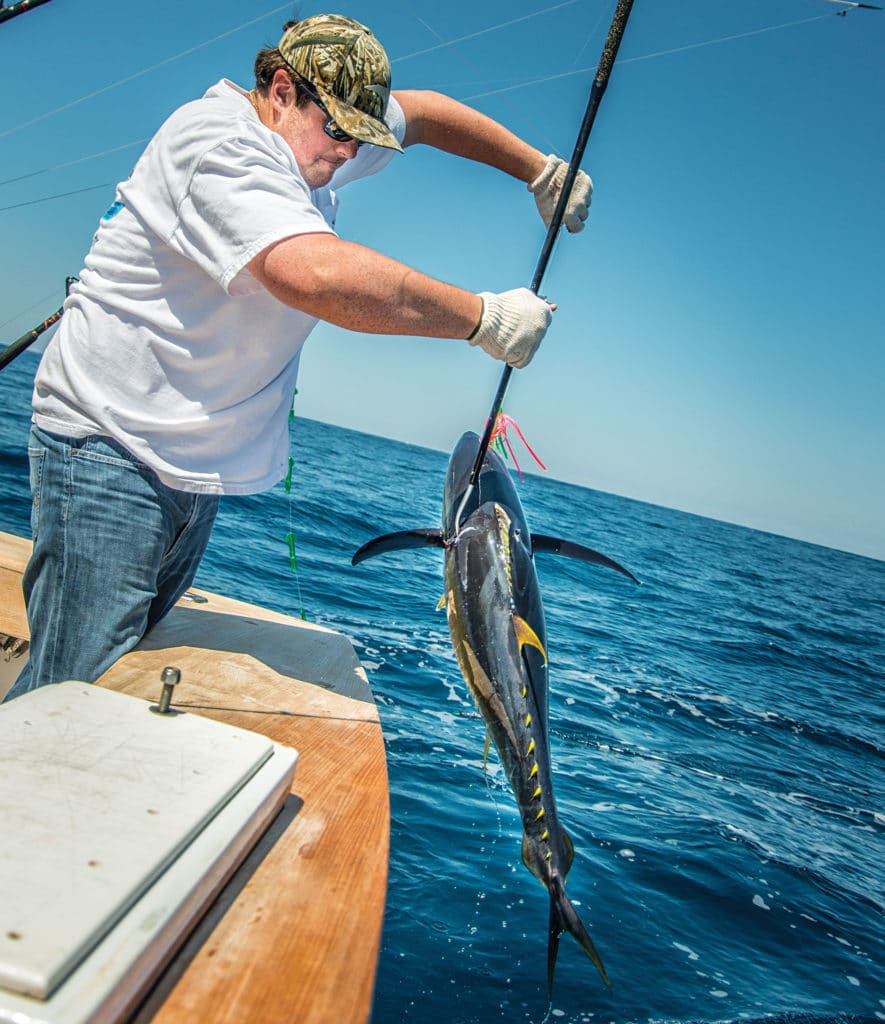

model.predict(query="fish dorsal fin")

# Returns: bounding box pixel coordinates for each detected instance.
[513,615,547,665]
[531,534,639,584]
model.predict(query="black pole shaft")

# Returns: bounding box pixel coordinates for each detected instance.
[0,0,56,24]
[0,308,62,371]
[0,277,76,372]
[462,0,636,510]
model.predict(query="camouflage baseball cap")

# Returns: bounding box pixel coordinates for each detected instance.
[279,14,402,152]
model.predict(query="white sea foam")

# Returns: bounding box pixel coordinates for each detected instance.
[423,709,459,727]
[698,692,733,705]
[444,681,466,703]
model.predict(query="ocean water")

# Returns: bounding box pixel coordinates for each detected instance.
[1,350,882,1024]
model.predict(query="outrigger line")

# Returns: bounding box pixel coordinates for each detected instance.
[284,399,308,621]
[0,276,77,372]
[0,0,55,25]
[820,0,881,10]
[454,0,636,534]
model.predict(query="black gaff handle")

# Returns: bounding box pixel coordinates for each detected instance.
[459,0,636,520]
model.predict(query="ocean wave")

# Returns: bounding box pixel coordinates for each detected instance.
[2,381,882,1023]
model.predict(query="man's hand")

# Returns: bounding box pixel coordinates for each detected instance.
[529,154,593,233]
[468,288,554,369]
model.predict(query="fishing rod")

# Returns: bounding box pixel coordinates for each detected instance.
[0,0,55,25]
[0,276,76,372]
[456,0,636,530]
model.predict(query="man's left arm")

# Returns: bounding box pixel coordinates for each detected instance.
[393,89,592,233]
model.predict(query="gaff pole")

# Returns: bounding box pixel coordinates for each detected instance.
[455,0,636,529]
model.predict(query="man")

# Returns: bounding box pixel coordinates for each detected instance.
[6,14,592,701]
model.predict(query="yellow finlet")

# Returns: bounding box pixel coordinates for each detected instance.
[512,615,547,664]
[436,594,446,611]
[482,731,492,772]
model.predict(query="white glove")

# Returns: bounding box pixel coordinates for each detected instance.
[529,154,593,233]
[468,288,553,369]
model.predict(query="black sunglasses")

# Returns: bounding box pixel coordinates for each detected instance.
[294,74,361,146]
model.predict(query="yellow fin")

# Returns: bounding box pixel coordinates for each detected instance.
[436,594,446,611]
[513,615,547,664]
[482,731,492,772]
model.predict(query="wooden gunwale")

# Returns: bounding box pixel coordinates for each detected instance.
[0,530,389,1024]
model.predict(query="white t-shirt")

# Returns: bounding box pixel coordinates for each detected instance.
[32,80,405,494]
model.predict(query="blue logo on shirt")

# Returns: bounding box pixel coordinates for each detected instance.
[102,200,125,221]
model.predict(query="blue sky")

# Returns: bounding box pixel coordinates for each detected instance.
[1,0,882,560]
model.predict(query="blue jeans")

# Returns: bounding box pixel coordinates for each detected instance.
[4,426,219,702]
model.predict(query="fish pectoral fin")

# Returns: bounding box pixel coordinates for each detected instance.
[531,533,639,584]
[351,529,444,566]
[513,615,547,665]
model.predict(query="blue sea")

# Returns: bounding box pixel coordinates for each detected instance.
[1,350,882,1024]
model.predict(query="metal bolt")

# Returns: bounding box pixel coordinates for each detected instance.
[151,666,181,715]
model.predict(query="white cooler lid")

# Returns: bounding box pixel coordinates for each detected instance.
[0,681,294,1012]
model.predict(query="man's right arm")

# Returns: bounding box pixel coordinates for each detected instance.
[248,233,553,368]
[249,232,481,340]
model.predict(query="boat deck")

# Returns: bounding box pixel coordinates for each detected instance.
[0,530,389,1024]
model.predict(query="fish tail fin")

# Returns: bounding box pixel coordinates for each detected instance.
[548,871,611,994]
[546,900,562,998]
